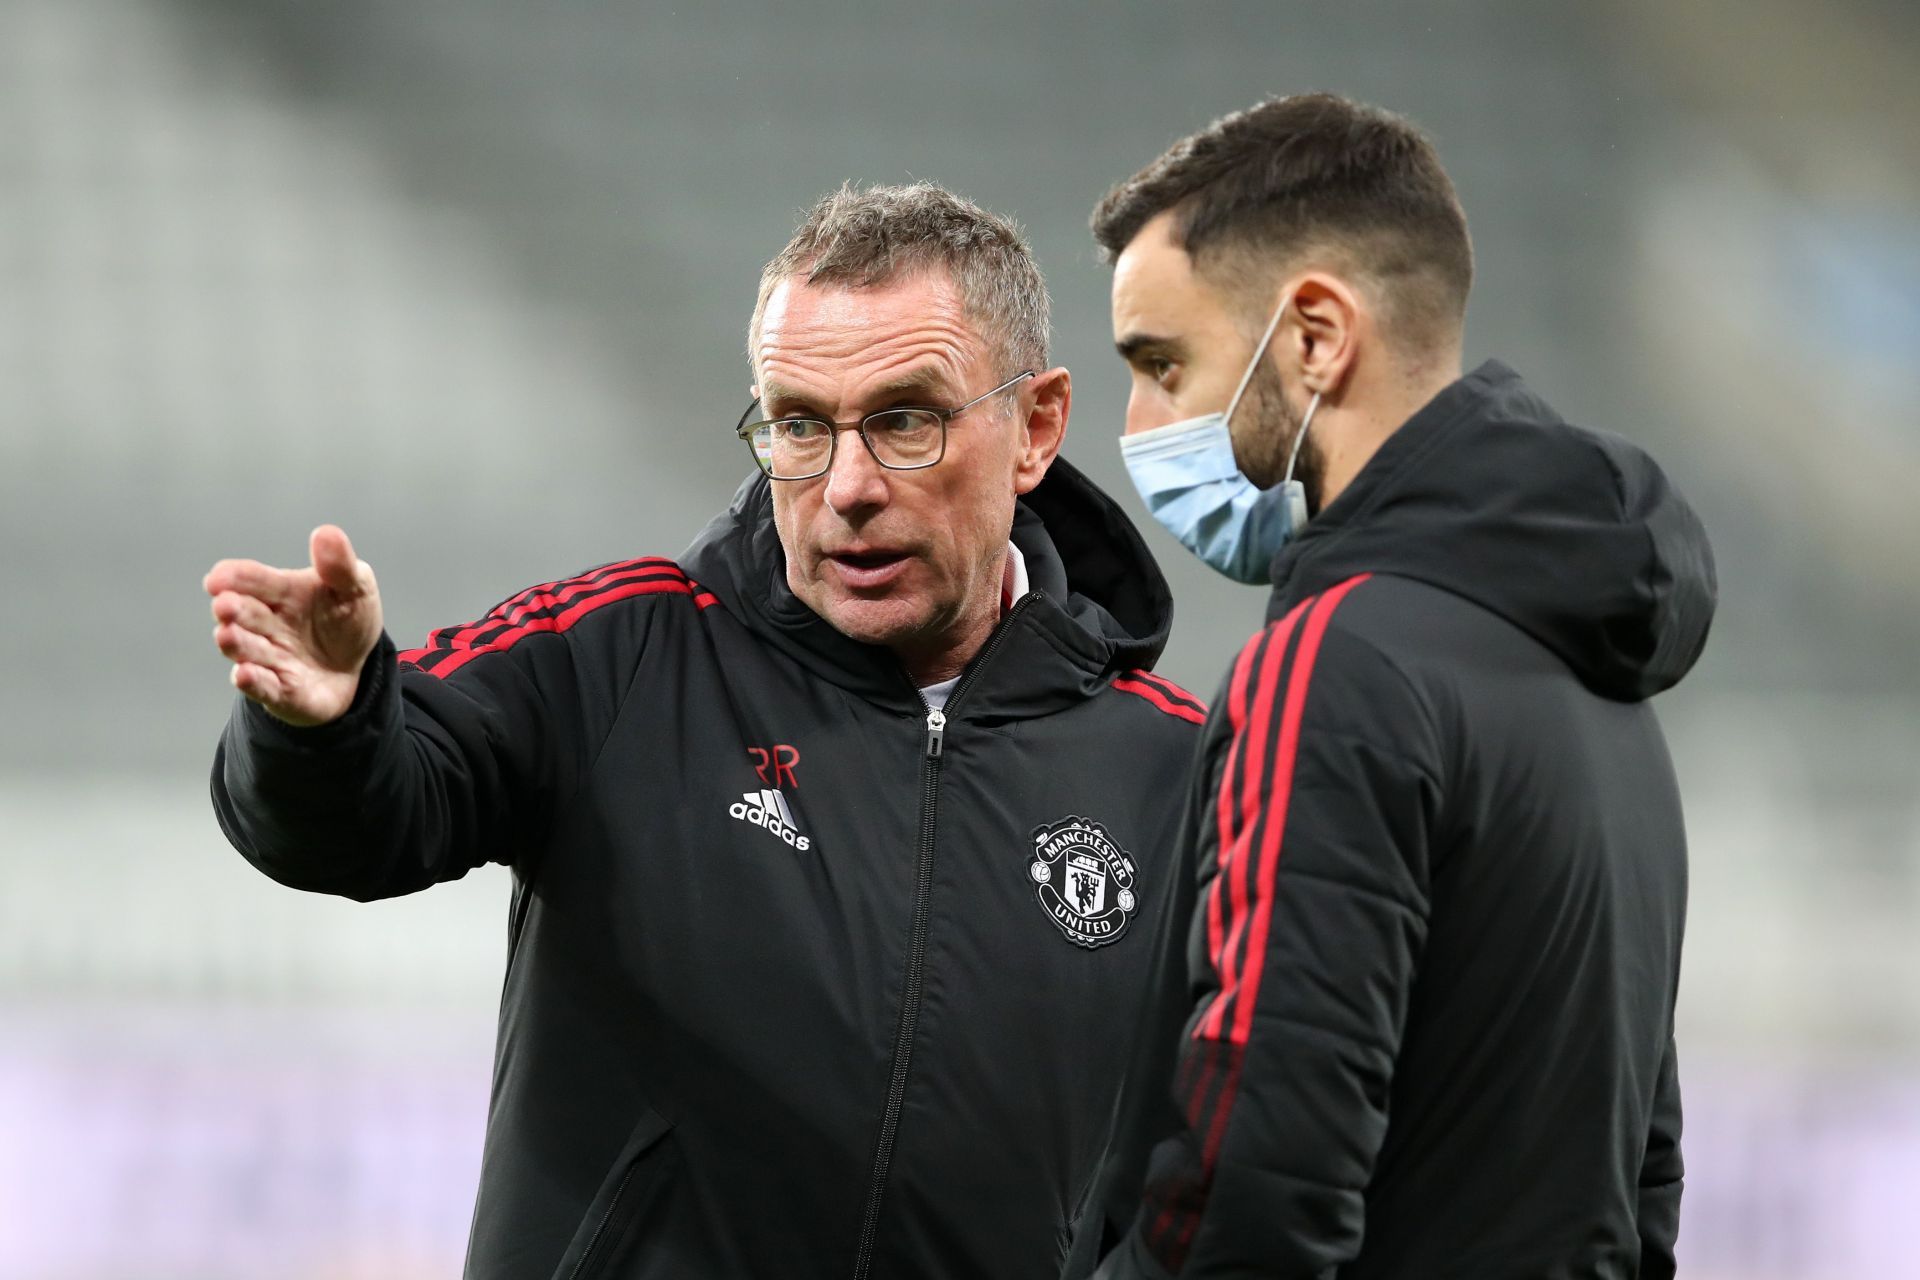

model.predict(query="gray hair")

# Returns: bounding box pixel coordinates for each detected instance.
[749,182,1051,381]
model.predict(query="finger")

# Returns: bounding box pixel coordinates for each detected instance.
[309,526,367,597]
[210,589,281,633]
[214,621,287,670]
[204,559,295,605]
[230,661,286,703]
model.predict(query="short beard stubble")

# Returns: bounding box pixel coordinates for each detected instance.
[1230,352,1328,515]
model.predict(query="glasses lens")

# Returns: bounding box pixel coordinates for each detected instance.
[747,423,777,474]
[863,410,944,468]
[759,419,833,478]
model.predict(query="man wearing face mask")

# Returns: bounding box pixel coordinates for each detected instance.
[1069,95,1717,1278]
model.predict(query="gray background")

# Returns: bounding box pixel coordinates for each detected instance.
[1,2,1915,1276]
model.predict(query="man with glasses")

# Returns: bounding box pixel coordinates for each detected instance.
[204,182,1205,1279]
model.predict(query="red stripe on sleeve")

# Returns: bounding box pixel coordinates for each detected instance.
[1186,1069,1246,1247]
[1153,575,1372,1262]
[1147,577,1374,1277]
[431,558,684,654]
[1201,599,1309,1041]
[481,565,685,633]
[1147,1044,1222,1254]
[1125,670,1209,715]
[1202,633,1267,1003]
[398,558,687,665]
[1227,573,1369,1046]
[1112,675,1207,724]
[446,563,686,650]
[415,578,695,677]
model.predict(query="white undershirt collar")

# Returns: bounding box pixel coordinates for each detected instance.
[919,541,1027,710]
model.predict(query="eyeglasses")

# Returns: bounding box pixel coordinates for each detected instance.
[735,370,1036,481]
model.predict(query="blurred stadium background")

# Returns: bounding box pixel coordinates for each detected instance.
[1,1,1915,1276]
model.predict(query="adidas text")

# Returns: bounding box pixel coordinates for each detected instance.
[729,789,812,852]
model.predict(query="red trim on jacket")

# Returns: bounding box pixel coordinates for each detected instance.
[1112,672,1208,724]
[398,559,716,677]
[1230,575,1370,1046]
[1150,574,1372,1264]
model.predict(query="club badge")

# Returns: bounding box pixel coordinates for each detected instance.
[1028,815,1139,949]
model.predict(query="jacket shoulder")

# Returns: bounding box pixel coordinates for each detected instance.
[1107,669,1208,730]
[1319,570,1568,693]
[397,556,720,679]
[1243,575,1447,760]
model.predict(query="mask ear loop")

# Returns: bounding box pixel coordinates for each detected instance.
[1220,290,1293,427]
[1283,391,1322,486]
[1222,289,1322,491]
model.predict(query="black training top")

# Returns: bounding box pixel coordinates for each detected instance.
[1080,361,1715,1280]
[212,458,1204,1280]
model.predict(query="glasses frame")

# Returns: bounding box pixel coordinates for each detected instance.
[734,370,1036,481]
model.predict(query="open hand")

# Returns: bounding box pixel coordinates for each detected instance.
[205,525,384,726]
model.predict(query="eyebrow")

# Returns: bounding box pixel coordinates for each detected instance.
[864,369,955,405]
[1115,332,1188,363]
[760,368,956,417]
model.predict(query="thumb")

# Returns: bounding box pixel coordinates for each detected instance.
[310,525,369,597]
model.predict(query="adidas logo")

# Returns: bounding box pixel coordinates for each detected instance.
[728,788,812,852]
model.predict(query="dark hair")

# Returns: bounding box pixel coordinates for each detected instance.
[1092,93,1472,349]
[752,182,1049,376]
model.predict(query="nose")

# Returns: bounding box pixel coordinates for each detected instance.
[821,425,890,518]
[1123,385,1172,437]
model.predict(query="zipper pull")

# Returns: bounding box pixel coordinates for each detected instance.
[924,708,947,759]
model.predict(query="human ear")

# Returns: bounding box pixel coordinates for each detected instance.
[1285,274,1362,396]
[1013,367,1071,495]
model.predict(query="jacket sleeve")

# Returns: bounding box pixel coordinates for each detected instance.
[1126,584,1443,1278]
[211,570,664,901]
[1635,1035,1684,1277]
[1068,715,1222,1280]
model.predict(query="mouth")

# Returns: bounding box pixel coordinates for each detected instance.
[824,548,912,591]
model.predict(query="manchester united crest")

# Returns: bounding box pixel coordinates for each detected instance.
[1028,815,1139,949]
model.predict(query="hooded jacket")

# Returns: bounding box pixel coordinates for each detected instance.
[210,459,1205,1280]
[1078,362,1715,1280]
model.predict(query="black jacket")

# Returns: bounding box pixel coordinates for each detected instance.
[211,460,1206,1279]
[1079,362,1715,1279]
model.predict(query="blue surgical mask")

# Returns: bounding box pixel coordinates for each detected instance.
[1119,293,1321,584]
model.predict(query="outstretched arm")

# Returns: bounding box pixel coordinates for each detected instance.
[205,527,639,900]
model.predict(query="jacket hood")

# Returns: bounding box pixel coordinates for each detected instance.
[679,456,1175,715]
[1272,360,1716,702]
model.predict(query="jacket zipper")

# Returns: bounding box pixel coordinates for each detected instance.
[568,1162,639,1280]
[849,593,1040,1280]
